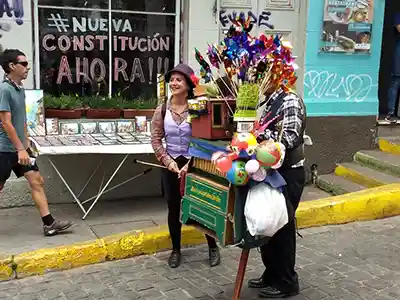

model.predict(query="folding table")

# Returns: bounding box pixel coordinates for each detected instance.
[29,137,156,220]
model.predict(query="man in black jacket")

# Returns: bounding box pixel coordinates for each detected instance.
[248,86,306,298]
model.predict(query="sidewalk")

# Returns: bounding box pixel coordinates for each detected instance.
[2,216,400,300]
[0,185,330,256]
[0,197,167,256]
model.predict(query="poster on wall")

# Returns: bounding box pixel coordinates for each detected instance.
[25,90,46,136]
[320,0,374,54]
[38,7,175,99]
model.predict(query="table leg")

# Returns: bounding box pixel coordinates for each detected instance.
[232,249,250,300]
[82,154,129,220]
[48,157,87,215]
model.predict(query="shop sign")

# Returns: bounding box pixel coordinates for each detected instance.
[320,0,374,54]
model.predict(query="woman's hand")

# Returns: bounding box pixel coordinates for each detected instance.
[167,161,180,174]
[178,162,189,178]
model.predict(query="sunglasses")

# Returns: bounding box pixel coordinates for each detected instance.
[15,61,28,67]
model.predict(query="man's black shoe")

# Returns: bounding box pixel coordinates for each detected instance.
[209,247,221,267]
[259,286,299,298]
[248,276,268,289]
[168,250,181,268]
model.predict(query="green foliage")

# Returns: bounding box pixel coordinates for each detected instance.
[43,94,83,109]
[43,94,158,110]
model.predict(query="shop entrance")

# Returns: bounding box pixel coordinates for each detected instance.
[378,0,400,118]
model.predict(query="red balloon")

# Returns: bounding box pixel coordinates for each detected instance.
[237,141,248,151]
[216,156,232,173]
[228,152,240,161]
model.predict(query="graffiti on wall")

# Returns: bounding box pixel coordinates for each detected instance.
[304,70,378,103]
[0,0,24,24]
[0,0,24,54]
[219,9,274,29]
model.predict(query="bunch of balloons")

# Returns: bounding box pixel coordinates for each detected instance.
[211,132,285,186]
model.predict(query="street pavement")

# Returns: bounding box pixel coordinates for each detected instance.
[1,216,400,300]
[0,186,328,256]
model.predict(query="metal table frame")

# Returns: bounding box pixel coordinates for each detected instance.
[29,138,155,220]
[47,154,152,220]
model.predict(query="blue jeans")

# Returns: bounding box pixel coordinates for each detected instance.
[388,75,400,115]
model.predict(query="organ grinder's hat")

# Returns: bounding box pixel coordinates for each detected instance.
[165,63,199,89]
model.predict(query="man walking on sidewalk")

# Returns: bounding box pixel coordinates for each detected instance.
[0,49,73,236]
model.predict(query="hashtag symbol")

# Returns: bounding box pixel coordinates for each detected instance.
[47,13,70,32]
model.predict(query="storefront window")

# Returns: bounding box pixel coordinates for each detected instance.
[37,0,177,100]
[111,12,175,99]
[38,0,109,9]
[111,0,175,14]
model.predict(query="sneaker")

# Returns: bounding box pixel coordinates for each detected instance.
[43,220,74,236]
[385,115,398,123]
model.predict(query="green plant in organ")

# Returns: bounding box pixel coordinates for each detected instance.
[234,83,259,119]
[205,83,220,98]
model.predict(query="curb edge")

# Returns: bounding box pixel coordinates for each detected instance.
[3,183,400,281]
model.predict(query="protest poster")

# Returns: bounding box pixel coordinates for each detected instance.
[38,7,175,99]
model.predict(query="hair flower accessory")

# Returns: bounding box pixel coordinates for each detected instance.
[190,73,200,87]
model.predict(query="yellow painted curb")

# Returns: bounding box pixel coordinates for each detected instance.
[334,164,382,188]
[3,183,400,281]
[104,226,205,261]
[379,138,400,155]
[296,183,400,228]
[0,255,13,281]
[14,239,107,278]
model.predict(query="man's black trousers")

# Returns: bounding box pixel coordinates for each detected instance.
[260,166,305,293]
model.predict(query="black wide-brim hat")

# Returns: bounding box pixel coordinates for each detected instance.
[165,63,197,89]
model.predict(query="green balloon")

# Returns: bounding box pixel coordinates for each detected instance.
[226,161,249,186]
[256,148,276,166]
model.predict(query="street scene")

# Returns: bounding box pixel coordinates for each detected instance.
[1,217,400,300]
[1,0,400,300]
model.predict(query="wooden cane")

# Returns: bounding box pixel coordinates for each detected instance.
[133,159,167,169]
[232,249,250,300]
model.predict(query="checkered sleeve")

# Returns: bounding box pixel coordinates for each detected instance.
[150,105,173,167]
[278,93,305,149]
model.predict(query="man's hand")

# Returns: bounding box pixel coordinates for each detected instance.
[18,149,31,166]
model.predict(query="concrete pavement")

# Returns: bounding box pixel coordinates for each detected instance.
[1,216,400,300]
[0,185,330,256]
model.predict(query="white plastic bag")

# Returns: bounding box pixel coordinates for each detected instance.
[244,183,288,237]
